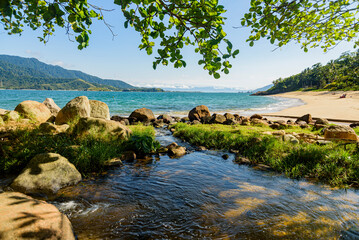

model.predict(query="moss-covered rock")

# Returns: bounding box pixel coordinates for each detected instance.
[75,117,132,139]
[11,153,82,194]
[15,100,52,122]
[55,96,90,125]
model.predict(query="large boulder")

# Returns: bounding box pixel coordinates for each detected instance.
[209,114,226,124]
[0,192,76,240]
[89,100,110,120]
[324,125,359,141]
[188,105,211,122]
[129,108,155,122]
[15,100,52,122]
[11,153,82,194]
[75,117,132,139]
[43,98,61,115]
[55,96,90,124]
[296,114,312,124]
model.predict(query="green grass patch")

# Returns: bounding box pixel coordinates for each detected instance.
[173,123,359,188]
[0,124,159,176]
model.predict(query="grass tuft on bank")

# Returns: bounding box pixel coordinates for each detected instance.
[0,124,159,176]
[173,123,359,188]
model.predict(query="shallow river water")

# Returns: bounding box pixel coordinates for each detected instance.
[43,129,359,239]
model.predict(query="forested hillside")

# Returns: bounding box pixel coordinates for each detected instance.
[254,51,359,95]
[0,55,163,92]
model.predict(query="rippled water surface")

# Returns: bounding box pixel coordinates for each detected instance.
[0,90,302,116]
[49,129,359,239]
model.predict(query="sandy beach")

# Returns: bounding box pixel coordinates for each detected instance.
[264,91,359,122]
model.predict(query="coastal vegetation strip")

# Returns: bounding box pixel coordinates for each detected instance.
[0,123,159,176]
[254,50,359,95]
[173,123,359,188]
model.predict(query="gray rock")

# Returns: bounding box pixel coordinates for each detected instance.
[89,100,110,120]
[55,96,91,124]
[15,100,52,122]
[11,153,82,194]
[43,98,61,115]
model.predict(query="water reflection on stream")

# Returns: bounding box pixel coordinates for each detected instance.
[50,129,359,239]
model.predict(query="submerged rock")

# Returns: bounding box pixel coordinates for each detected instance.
[55,96,91,124]
[15,100,52,122]
[11,153,82,194]
[129,108,155,122]
[89,100,110,120]
[168,146,186,158]
[43,98,61,115]
[0,192,76,240]
[324,125,359,141]
[188,105,211,122]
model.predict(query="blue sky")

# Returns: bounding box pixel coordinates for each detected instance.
[0,1,355,90]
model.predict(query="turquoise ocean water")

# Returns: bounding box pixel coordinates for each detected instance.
[0,90,303,116]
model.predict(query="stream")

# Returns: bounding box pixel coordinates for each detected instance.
[6,128,359,239]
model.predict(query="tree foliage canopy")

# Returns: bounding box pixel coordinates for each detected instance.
[256,50,359,95]
[0,0,239,78]
[2,0,359,78]
[244,0,359,51]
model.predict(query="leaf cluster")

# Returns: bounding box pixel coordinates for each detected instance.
[243,0,359,51]
[0,0,239,78]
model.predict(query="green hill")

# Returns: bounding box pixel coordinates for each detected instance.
[0,55,163,92]
[253,51,359,95]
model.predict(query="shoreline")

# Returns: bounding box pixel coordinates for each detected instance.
[263,91,359,123]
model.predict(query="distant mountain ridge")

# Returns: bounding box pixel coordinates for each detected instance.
[0,55,163,92]
[251,84,273,93]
